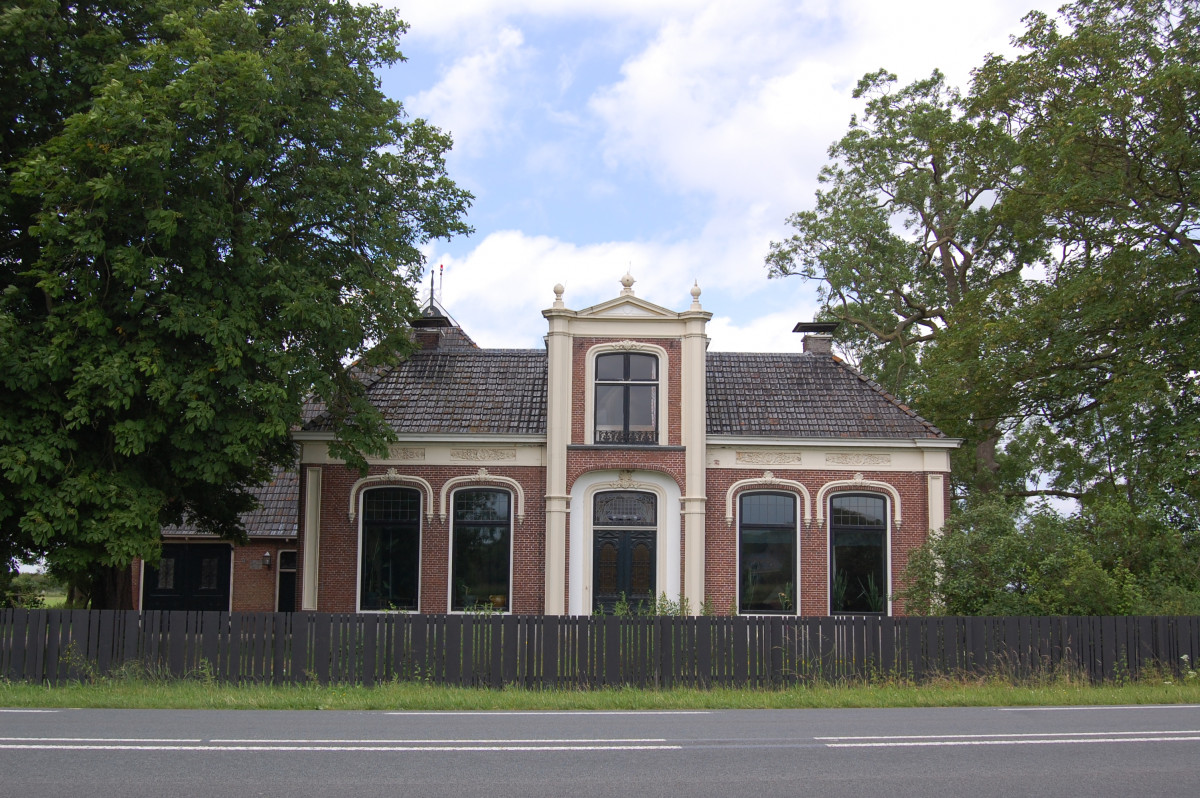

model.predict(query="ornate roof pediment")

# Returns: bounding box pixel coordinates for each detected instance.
[578,295,680,319]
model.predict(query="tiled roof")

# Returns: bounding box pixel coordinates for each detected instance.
[304,340,940,441]
[162,468,299,539]
[705,352,944,439]
[304,349,548,436]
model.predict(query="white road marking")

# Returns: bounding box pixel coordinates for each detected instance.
[384,710,711,716]
[0,709,58,713]
[212,737,668,744]
[825,736,1200,748]
[996,704,1200,711]
[0,743,681,752]
[0,737,202,743]
[816,730,1200,741]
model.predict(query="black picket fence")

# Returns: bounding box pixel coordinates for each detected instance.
[2,610,1198,688]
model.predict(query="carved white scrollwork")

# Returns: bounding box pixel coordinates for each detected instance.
[736,452,803,465]
[348,471,434,521]
[815,474,902,528]
[724,472,811,527]
[825,453,891,466]
[450,448,517,461]
[439,469,526,524]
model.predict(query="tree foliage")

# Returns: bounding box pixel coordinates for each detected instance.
[769,0,1199,613]
[0,0,471,606]
[765,68,1047,493]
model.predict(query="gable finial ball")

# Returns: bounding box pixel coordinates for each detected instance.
[620,272,636,296]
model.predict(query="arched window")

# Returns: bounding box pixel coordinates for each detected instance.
[829,493,887,614]
[592,490,657,612]
[594,352,658,445]
[360,487,421,611]
[738,492,797,614]
[451,489,512,612]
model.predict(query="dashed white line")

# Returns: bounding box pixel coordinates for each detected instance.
[384,710,711,716]
[825,736,1200,748]
[0,737,202,743]
[212,737,668,744]
[0,743,681,753]
[816,730,1200,741]
[996,704,1200,711]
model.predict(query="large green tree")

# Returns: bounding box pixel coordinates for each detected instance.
[970,0,1199,523]
[769,0,1199,613]
[765,68,1046,494]
[0,0,471,606]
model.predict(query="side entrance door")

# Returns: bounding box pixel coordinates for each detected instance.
[142,543,232,611]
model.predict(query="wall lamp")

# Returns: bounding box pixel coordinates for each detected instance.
[262,550,272,569]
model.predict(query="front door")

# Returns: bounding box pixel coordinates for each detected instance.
[593,529,656,612]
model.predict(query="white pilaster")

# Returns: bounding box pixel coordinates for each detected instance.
[301,466,322,610]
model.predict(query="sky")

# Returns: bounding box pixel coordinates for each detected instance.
[376,0,1063,353]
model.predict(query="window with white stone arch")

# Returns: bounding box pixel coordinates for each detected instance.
[585,342,670,446]
[738,491,798,614]
[829,492,889,614]
[449,487,513,613]
[358,486,422,612]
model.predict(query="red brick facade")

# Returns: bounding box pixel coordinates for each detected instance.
[156,287,955,617]
[705,469,933,617]
[571,337,682,446]
[299,464,546,614]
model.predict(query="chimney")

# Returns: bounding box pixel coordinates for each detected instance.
[792,321,839,355]
[411,303,453,350]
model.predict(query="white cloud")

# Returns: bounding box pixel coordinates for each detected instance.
[587,0,1061,212]
[404,26,527,157]
[399,0,1068,354]
[380,0,703,39]
[427,213,822,353]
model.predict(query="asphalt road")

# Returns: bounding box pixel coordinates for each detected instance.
[2,703,1199,797]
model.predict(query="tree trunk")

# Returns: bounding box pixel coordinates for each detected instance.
[974,426,1001,493]
[88,563,134,610]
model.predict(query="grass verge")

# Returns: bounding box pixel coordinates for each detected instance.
[2,676,1199,711]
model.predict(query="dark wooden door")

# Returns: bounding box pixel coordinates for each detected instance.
[593,529,656,613]
[142,543,232,611]
[276,550,297,612]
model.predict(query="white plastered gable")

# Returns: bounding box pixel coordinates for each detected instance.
[578,295,681,320]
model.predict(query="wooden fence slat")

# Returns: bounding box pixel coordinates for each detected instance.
[733,616,748,686]
[696,617,711,688]
[312,613,330,684]
[25,610,45,683]
[501,615,518,687]
[361,614,378,687]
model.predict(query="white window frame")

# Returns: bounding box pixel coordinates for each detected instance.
[735,491,801,616]
[826,491,892,616]
[446,485,515,614]
[584,341,670,446]
[356,485,424,614]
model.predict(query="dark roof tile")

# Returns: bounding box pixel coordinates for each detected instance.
[304,349,547,435]
[163,468,299,539]
[705,352,943,439]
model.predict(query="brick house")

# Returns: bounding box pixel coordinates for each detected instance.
[141,275,958,616]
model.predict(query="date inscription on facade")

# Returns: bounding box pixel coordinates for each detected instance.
[825,453,891,466]
[451,448,517,462]
[735,452,803,465]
